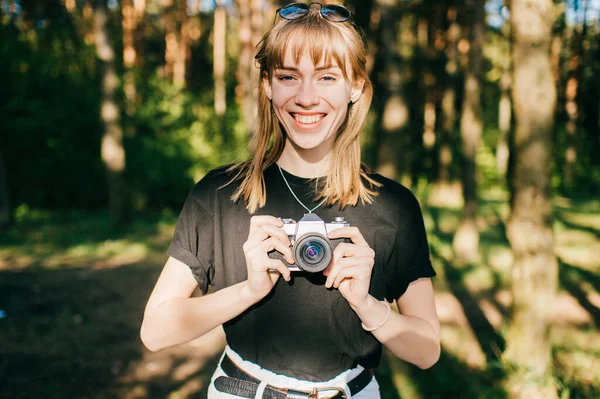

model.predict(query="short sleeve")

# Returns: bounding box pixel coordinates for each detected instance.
[385,193,436,302]
[167,191,214,294]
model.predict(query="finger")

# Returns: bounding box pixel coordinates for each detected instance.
[264,259,291,281]
[262,223,292,246]
[248,215,284,237]
[327,226,369,247]
[324,256,359,288]
[332,242,375,262]
[325,256,374,287]
[261,237,294,264]
[268,270,282,285]
[244,223,291,250]
[332,261,372,288]
[323,245,357,276]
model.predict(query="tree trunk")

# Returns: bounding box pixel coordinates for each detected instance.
[122,0,137,117]
[372,0,410,181]
[452,0,484,264]
[505,1,558,397]
[133,0,146,69]
[235,0,260,134]
[163,0,176,81]
[496,69,512,176]
[173,0,189,85]
[93,0,128,225]
[428,5,461,207]
[83,0,95,46]
[495,15,512,177]
[63,0,76,13]
[349,0,376,74]
[0,151,11,228]
[563,24,581,188]
[213,3,227,116]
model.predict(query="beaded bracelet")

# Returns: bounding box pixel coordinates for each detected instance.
[361,300,391,332]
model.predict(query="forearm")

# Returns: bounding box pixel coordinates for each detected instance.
[140,281,259,352]
[353,295,441,369]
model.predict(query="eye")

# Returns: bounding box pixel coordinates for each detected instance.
[320,75,337,82]
[277,75,295,81]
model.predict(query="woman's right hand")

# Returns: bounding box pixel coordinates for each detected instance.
[242,215,294,300]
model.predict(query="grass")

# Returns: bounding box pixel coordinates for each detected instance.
[0,196,599,399]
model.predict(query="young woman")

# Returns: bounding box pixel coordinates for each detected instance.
[141,3,440,398]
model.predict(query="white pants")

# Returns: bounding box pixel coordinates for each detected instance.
[207,346,381,398]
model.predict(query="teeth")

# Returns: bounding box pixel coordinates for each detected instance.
[293,114,324,124]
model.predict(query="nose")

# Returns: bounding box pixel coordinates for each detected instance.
[294,80,320,107]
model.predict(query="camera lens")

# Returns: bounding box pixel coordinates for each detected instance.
[294,234,332,273]
[302,241,325,263]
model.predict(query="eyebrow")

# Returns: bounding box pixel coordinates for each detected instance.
[277,65,340,72]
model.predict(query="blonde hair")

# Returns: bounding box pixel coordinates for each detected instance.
[227,10,381,213]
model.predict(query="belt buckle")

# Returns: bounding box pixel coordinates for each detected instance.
[310,387,347,399]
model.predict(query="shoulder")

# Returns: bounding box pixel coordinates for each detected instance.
[362,168,423,219]
[186,163,239,208]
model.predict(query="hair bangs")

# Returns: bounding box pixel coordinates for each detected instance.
[266,16,351,81]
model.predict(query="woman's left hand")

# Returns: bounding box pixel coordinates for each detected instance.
[323,227,375,310]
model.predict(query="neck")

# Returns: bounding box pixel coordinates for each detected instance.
[276,141,332,178]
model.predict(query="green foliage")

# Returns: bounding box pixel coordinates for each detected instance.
[125,73,249,210]
[1,0,598,211]
[0,6,248,213]
[1,17,105,210]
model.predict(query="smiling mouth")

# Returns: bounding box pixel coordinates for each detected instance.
[291,113,326,124]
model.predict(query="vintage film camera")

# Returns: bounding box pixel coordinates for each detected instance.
[268,213,351,273]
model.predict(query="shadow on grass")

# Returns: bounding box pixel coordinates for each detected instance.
[432,245,506,364]
[0,211,176,270]
[0,263,161,399]
[556,214,600,240]
[384,347,506,399]
[428,207,506,364]
[114,351,222,399]
[559,259,600,327]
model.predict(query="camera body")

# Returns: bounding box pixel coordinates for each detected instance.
[268,213,351,273]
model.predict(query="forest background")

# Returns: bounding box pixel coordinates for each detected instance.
[1,0,599,398]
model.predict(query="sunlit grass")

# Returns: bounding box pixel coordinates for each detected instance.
[420,194,600,397]
[0,210,176,271]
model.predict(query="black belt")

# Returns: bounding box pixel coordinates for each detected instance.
[214,354,374,399]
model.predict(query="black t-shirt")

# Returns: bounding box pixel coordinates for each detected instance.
[167,162,435,381]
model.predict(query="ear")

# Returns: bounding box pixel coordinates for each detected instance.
[262,74,272,100]
[350,79,364,103]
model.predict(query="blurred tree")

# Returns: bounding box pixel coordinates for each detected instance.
[563,0,583,188]
[420,5,438,152]
[123,0,137,116]
[133,0,146,69]
[429,3,462,207]
[344,0,375,73]
[371,0,409,180]
[93,0,129,224]
[504,0,558,397]
[213,0,227,116]
[173,0,189,85]
[452,0,484,264]
[0,152,11,228]
[235,0,263,134]
[496,20,511,177]
[163,0,176,81]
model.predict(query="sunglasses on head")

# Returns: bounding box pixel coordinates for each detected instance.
[275,2,353,23]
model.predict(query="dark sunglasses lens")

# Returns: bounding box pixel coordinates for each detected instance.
[279,4,309,20]
[321,5,351,22]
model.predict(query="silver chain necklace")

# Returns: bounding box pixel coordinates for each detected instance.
[278,165,327,214]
